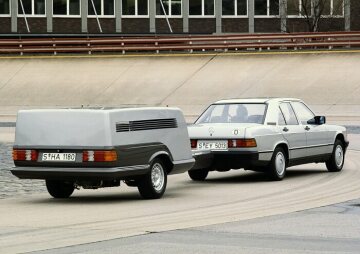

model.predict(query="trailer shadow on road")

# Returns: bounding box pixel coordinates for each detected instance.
[10,168,334,205]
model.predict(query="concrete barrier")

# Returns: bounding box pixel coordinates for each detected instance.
[0,52,359,123]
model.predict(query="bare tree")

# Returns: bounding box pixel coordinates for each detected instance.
[285,0,346,32]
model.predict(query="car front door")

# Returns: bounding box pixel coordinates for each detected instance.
[278,103,307,161]
[291,101,332,157]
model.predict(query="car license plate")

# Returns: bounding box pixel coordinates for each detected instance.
[197,140,228,150]
[42,153,76,162]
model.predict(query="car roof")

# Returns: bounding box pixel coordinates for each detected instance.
[214,98,302,104]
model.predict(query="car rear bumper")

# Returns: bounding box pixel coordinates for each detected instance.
[191,150,271,170]
[11,165,150,180]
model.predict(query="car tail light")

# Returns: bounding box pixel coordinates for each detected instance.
[82,150,117,162]
[228,139,257,148]
[190,139,198,149]
[13,149,38,161]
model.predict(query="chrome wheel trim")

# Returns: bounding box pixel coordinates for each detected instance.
[151,163,165,192]
[335,145,344,168]
[275,152,286,176]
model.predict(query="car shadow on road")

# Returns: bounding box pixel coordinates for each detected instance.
[202,168,327,184]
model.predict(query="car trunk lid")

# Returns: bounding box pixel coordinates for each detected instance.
[188,123,260,139]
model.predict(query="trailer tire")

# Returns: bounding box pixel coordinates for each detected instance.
[46,180,75,198]
[138,158,167,199]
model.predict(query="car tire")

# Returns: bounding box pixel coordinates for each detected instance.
[188,169,209,181]
[46,180,75,198]
[326,140,345,172]
[268,147,287,181]
[138,158,167,199]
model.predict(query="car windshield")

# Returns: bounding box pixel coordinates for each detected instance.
[196,103,267,124]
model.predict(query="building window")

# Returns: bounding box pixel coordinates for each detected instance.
[287,0,300,16]
[122,0,148,16]
[189,0,214,16]
[18,0,45,15]
[254,0,279,16]
[287,0,343,17]
[287,0,311,16]
[0,0,10,15]
[88,0,114,16]
[53,0,80,16]
[222,0,247,16]
[156,0,181,16]
[323,0,344,16]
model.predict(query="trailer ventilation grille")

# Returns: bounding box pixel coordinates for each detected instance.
[116,118,178,132]
[131,118,178,131]
[116,123,130,132]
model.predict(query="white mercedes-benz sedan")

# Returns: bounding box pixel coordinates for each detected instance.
[188,98,349,181]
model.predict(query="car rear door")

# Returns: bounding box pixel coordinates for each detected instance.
[278,102,307,160]
[291,101,332,157]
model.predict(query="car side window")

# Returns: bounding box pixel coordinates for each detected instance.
[291,102,315,125]
[279,103,299,125]
[278,108,286,125]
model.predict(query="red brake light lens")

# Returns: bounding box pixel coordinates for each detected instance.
[13,149,38,161]
[190,139,197,149]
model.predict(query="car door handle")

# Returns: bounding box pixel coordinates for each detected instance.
[283,127,289,132]
[305,126,310,131]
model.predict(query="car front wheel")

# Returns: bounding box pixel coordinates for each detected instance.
[138,158,167,199]
[326,140,345,172]
[268,147,287,181]
[46,180,75,198]
[188,169,209,181]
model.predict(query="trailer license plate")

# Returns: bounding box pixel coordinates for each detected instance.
[197,141,228,150]
[42,153,76,162]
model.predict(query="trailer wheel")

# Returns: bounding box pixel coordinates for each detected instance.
[46,180,75,198]
[138,158,167,199]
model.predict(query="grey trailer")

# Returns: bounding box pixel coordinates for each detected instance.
[11,107,195,199]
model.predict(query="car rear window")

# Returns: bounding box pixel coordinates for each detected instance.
[196,103,267,124]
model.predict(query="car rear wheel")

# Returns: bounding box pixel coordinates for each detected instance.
[326,140,345,172]
[138,158,167,199]
[46,180,75,198]
[268,147,287,181]
[188,169,209,181]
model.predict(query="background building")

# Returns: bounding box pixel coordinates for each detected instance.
[0,0,359,35]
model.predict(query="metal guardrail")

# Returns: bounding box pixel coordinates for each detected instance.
[0,31,359,55]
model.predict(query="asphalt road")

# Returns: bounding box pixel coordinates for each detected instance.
[30,199,360,254]
[1,147,360,253]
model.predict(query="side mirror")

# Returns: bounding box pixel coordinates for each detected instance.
[308,116,326,125]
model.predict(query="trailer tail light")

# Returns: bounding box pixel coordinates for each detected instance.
[228,139,257,148]
[190,139,198,149]
[82,150,117,162]
[13,149,38,161]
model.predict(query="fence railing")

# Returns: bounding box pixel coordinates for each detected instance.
[0,31,359,55]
